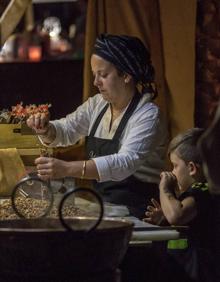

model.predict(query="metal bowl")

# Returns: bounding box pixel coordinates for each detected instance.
[0,218,133,281]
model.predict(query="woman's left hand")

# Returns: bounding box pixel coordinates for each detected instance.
[35,157,69,180]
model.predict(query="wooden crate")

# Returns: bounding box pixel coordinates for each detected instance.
[0,123,92,187]
[0,124,48,165]
[0,124,85,166]
[0,124,40,149]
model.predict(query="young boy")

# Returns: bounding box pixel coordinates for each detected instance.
[144,128,214,282]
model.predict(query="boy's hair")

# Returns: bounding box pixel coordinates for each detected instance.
[168,128,205,165]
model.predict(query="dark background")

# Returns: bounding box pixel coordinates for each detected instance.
[0,59,84,119]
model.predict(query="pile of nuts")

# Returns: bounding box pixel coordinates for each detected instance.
[0,198,86,220]
[0,199,17,220]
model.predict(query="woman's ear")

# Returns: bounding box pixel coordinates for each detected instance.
[124,74,132,83]
[188,161,198,176]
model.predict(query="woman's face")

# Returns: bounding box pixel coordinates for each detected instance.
[170,151,194,192]
[91,54,126,103]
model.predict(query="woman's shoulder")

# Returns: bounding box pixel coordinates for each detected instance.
[130,95,167,135]
[80,94,108,118]
[86,93,108,109]
[141,94,159,109]
[135,94,160,119]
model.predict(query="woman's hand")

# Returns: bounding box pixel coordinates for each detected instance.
[35,157,70,180]
[143,198,165,225]
[26,112,50,135]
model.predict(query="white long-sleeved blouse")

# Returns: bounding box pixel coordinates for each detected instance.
[44,93,168,184]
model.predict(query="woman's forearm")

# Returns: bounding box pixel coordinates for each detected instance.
[35,157,100,181]
[67,159,100,181]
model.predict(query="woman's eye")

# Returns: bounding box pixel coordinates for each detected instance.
[100,73,108,78]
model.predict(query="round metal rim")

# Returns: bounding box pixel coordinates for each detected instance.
[58,187,104,233]
[11,175,54,219]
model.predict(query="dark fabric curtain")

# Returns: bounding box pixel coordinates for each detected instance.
[195,0,220,128]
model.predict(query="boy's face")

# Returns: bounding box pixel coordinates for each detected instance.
[170,152,194,192]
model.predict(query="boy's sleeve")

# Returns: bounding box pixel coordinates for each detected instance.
[186,185,210,215]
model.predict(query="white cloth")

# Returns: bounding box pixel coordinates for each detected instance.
[43,93,168,184]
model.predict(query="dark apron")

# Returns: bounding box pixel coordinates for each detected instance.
[86,94,159,219]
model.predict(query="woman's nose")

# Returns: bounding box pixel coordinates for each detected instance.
[93,76,100,87]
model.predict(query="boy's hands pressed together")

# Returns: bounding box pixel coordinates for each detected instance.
[143,198,165,225]
[159,171,178,195]
[159,171,197,225]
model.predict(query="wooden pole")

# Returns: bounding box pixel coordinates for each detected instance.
[0,0,32,46]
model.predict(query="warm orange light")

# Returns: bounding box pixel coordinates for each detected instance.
[28,46,42,62]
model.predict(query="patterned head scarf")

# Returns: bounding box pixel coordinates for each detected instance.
[94,34,157,99]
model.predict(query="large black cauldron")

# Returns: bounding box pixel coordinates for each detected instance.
[0,218,133,282]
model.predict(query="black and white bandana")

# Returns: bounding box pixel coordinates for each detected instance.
[94,34,156,98]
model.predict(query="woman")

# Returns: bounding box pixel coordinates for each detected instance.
[27,34,168,218]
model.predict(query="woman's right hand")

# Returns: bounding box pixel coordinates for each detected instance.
[26,112,50,135]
